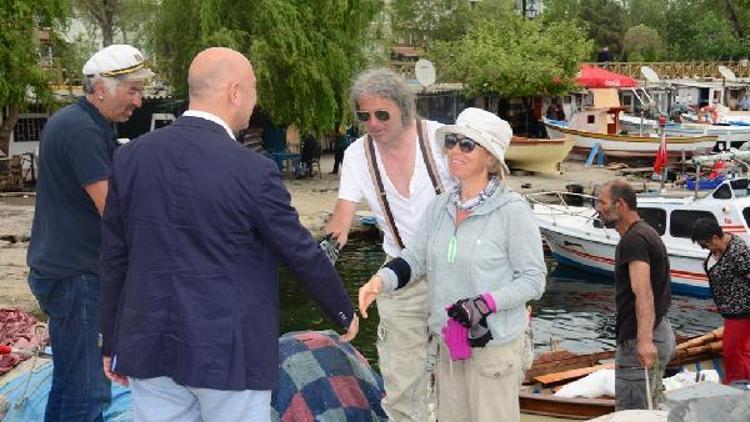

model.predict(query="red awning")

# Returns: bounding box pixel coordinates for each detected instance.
[576,65,638,88]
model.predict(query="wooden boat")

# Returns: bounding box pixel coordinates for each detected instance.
[543,88,718,160]
[620,114,750,147]
[520,329,725,420]
[544,110,718,159]
[506,135,575,173]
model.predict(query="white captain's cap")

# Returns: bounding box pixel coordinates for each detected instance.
[83,44,154,80]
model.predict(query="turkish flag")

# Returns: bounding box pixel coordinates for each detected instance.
[653,134,668,174]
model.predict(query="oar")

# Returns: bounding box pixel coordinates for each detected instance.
[676,327,723,352]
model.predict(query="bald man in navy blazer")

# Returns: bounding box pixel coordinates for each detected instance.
[100,47,358,421]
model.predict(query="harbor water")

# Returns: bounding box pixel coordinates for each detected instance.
[279,237,723,364]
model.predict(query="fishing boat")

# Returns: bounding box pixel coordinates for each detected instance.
[544,108,718,160]
[520,329,725,420]
[527,166,750,297]
[506,135,576,174]
[619,114,750,147]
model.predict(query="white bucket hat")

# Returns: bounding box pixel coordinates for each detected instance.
[83,44,155,80]
[435,107,513,176]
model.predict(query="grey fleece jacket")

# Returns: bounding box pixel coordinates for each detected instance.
[377,185,546,346]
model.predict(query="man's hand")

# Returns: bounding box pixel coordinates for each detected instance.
[327,231,348,250]
[358,275,383,318]
[340,314,359,343]
[636,339,658,369]
[102,356,129,386]
[324,200,357,248]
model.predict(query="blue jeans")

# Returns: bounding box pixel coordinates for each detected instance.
[28,271,112,422]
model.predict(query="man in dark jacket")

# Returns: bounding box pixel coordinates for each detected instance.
[100,47,358,421]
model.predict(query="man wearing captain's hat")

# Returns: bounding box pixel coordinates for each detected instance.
[27,44,153,421]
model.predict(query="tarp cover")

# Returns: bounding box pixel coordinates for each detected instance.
[0,330,385,421]
[272,330,386,421]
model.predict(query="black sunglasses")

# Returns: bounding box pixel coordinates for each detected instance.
[356,110,390,122]
[444,134,479,153]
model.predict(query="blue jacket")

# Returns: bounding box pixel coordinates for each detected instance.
[100,116,354,391]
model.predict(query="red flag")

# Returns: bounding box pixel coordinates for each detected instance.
[653,132,668,174]
[709,160,725,179]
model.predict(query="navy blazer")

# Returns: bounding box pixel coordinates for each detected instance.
[100,116,354,390]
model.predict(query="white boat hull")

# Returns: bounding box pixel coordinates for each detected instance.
[539,225,710,297]
[531,185,750,299]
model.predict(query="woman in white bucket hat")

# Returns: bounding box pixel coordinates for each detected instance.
[359,108,546,422]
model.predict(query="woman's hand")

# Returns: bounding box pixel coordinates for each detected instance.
[358,275,383,318]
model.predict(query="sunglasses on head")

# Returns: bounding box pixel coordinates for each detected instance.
[356,110,390,122]
[444,134,479,153]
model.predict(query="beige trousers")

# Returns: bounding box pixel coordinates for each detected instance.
[437,335,525,422]
[376,276,431,422]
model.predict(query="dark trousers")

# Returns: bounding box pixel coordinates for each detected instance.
[332,149,345,174]
[615,318,675,410]
[28,271,111,422]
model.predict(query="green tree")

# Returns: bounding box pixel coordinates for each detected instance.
[624,0,667,38]
[72,0,158,47]
[623,24,665,61]
[666,1,750,60]
[0,0,69,156]
[389,0,473,45]
[542,0,624,59]
[154,0,381,135]
[580,0,626,58]
[542,0,582,24]
[428,15,592,98]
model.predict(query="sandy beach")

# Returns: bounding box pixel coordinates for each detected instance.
[0,153,641,313]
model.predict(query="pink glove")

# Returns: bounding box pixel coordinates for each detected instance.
[441,314,472,361]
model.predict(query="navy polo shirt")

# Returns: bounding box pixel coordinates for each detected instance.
[27,97,117,278]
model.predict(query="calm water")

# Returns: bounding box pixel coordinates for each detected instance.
[279,237,723,363]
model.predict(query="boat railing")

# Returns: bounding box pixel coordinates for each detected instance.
[526,191,602,226]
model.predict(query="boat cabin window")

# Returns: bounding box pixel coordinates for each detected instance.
[731,179,749,190]
[731,179,749,197]
[669,210,717,238]
[712,184,732,199]
[637,207,666,235]
[587,115,595,124]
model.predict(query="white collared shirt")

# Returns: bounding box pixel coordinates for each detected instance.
[182,110,236,141]
[338,120,455,257]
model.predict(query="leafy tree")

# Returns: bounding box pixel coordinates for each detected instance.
[389,0,473,45]
[666,1,750,60]
[154,0,381,135]
[623,24,665,61]
[72,0,158,47]
[543,0,624,59]
[542,0,582,24]
[0,0,69,156]
[624,0,667,38]
[428,15,592,98]
[580,0,626,58]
